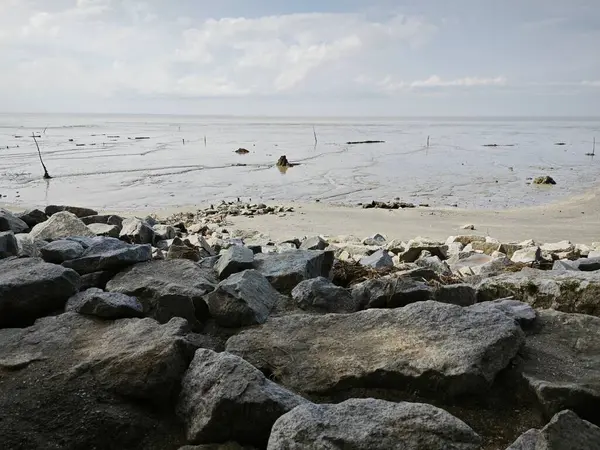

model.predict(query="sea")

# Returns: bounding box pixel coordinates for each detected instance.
[0,114,599,212]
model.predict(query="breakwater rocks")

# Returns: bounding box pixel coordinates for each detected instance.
[1,204,600,449]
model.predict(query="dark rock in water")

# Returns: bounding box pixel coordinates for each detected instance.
[433,283,477,306]
[215,246,254,280]
[351,275,433,309]
[66,288,144,319]
[45,204,99,218]
[226,301,524,397]
[359,249,394,269]
[267,399,481,450]
[0,257,80,328]
[0,313,195,450]
[235,148,250,154]
[17,208,47,228]
[206,270,278,328]
[0,208,29,233]
[178,349,307,447]
[30,211,96,241]
[80,270,116,290]
[533,176,556,185]
[0,231,18,259]
[120,218,156,245]
[276,155,297,167]
[554,142,567,146]
[81,214,124,227]
[292,277,358,313]
[506,410,600,450]
[40,239,85,264]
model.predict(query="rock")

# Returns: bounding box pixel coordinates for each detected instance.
[0,313,195,449]
[362,233,387,246]
[16,208,47,228]
[329,243,380,260]
[178,444,254,450]
[40,239,85,263]
[186,234,216,256]
[0,231,18,259]
[541,240,574,254]
[0,208,29,233]
[470,299,536,327]
[30,211,96,241]
[252,250,334,293]
[66,236,97,248]
[215,246,254,280]
[14,233,45,257]
[226,301,524,396]
[416,255,452,276]
[119,217,156,244]
[80,270,116,290]
[153,224,177,240]
[470,241,502,255]
[106,259,217,329]
[578,256,600,272]
[433,284,477,306]
[276,155,292,167]
[475,255,514,276]
[63,237,152,274]
[518,309,600,420]
[352,275,433,309]
[66,288,144,319]
[447,235,486,246]
[81,214,125,227]
[385,238,405,254]
[167,237,203,261]
[87,222,120,238]
[399,237,448,262]
[300,236,328,250]
[291,277,359,313]
[206,270,278,327]
[511,247,542,264]
[178,349,307,447]
[267,399,481,450]
[552,259,580,271]
[0,257,80,328]
[533,176,556,185]
[359,249,394,269]
[45,204,99,218]
[461,224,476,230]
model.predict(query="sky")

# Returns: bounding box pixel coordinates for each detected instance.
[0,0,599,116]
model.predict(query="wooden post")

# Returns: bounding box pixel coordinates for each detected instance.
[313,126,318,146]
[32,133,52,179]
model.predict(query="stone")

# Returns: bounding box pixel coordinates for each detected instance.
[30,211,96,241]
[0,208,29,233]
[186,234,216,256]
[45,204,98,218]
[399,237,448,263]
[87,222,120,238]
[385,238,405,254]
[433,284,477,306]
[416,255,452,276]
[215,246,254,280]
[470,299,536,327]
[252,250,334,293]
[461,224,476,230]
[300,236,328,250]
[0,313,196,450]
[206,270,278,327]
[178,349,307,447]
[40,239,85,263]
[471,240,502,255]
[0,231,18,259]
[267,399,481,450]
[578,257,600,272]
[359,249,394,269]
[106,259,217,329]
[81,214,125,227]
[362,233,387,246]
[120,218,156,245]
[226,301,524,396]
[474,256,514,276]
[66,236,97,248]
[14,233,45,257]
[506,410,600,450]
[446,235,486,246]
[533,176,556,185]
[511,247,541,264]
[16,208,47,228]
[541,240,574,254]
[329,243,380,260]
[291,277,359,313]
[63,237,152,274]
[66,288,144,319]
[153,224,177,240]
[0,257,80,327]
[167,237,202,261]
[178,444,254,450]
[80,270,116,290]
[352,274,433,309]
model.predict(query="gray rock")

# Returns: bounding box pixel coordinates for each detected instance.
[292,277,359,313]
[470,299,537,327]
[511,247,541,264]
[81,214,124,227]
[30,211,96,241]
[0,257,81,327]
[66,288,144,319]
[506,410,600,450]
[416,255,452,276]
[226,301,524,396]
[80,270,116,290]
[352,275,433,309]
[178,349,307,447]
[362,233,387,246]
[65,236,97,248]
[0,208,29,233]
[87,222,120,238]
[552,259,580,271]
[63,237,151,274]
[14,233,45,257]
[0,231,18,259]
[300,236,328,250]
[40,239,85,263]
[119,217,156,244]
[215,246,254,280]
[16,208,47,228]
[359,249,394,269]
[399,237,448,263]
[252,250,334,293]
[45,204,98,218]
[153,224,177,240]
[433,284,477,306]
[167,237,202,261]
[578,257,600,272]
[206,270,278,327]
[267,398,481,450]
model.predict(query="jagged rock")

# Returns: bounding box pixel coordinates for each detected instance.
[167,238,202,261]
[399,237,448,262]
[153,224,177,240]
[470,299,536,327]
[45,204,98,218]
[0,313,195,449]
[252,250,334,293]
[416,255,452,276]
[300,236,328,251]
[186,234,216,256]
[30,211,96,241]
[533,176,556,185]
[352,275,433,309]
[215,246,254,280]
[362,233,387,246]
[511,247,541,264]
[0,257,81,327]
[66,288,144,319]
[62,237,151,274]
[16,208,47,228]
[328,243,380,260]
[506,410,600,450]
[0,208,29,233]
[66,236,97,248]
[178,350,307,447]
[552,259,580,271]
[433,284,477,306]
[80,270,116,290]
[385,238,405,254]
[206,270,278,327]
[470,241,502,255]
[267,399,481,450]
[14,233,45,257]
[226,301,524,396]
[106,259,217,329]
[541,240,574,254]
[446,235,486,246]
[120,218,156,245]
[359,249,394,269]
[88,222,120,238]
[577,257,600,272]
[292,277,359,313]
[40,239,85,263]
[81,214,124,227]
[0,231,18,259]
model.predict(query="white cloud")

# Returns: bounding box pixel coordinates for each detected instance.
[375,75,508,93]
[581,80,600,87]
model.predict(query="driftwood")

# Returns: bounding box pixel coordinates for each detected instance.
[32,133,52,179]
[346,140,385,145]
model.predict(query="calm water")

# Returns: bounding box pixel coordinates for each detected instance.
[0,114,599,211]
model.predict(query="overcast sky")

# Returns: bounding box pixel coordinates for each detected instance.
[1,0,599,116]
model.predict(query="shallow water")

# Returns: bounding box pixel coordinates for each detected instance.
[0,114,598,211]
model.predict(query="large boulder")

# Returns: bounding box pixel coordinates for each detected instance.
[88,222,120,238]
[120,218,156,245]
[40,239,85,263]
[66,288,144,319]
[14,233,46,257]
[29,211,96,241]
[398,237,448,263]
[267,399,481,450]
[470,299,536,327]
[215,246,254,280]
[45,204,98,218]
[0,208,29,233]
[17,208,48,228]
[359,249,394,269]
[0,257,80,328]
[291,277,359,313]
[433,284,477,306]
[81,214,125,227]
[351,274,433,309]
[0,231,18,259]
[252,250,334,293]
[62,237,151,274]
[205,270,278,328]
[300,236,328,251]
[178,349,307,447]
[167,238,203,261]
[226,301,524,397]
[0,313,195,449]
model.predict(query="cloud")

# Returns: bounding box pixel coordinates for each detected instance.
[581,80,600,87]
[375,75,508,93]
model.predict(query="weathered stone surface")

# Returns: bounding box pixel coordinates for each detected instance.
[153,224,177,240]
[506,410,600,450]
[470,299,536,327]
[16,208,48,228]
[352,275,433,309]
[226,301,524,396]
[30,211,96,241]
[399,237,448,262]
[88,222,120,238]
[252,250,334,293]
[66,288,144,319]
[470,240,502,255]
[359,249,394,269]
[106,259,217,329]
[167,237,203,261]
[63,237,151,274]
[267,399,481,450]
[206,270,278,327]
[14,234,41,257]
[578,257,600,272]
[511,247,541,264]
[300,236,328,250]
[120,218,156,244]
[215,246,254,280]
[0,313,195,450]
[0,257,80,327]
[80,270,116,290]
[416,255,452,276]
[0,231,18,259]
[45,204,99,218]
[0,208,29,233]
[40,239,85,263]
[178,349,307,447]
[81,214,125,227]
[552,259,579,271]
[477,268,600,316]
[518,309,600,421]
[434,284,477,306]
[362,233,387,246]
[447,235,486,246]
[291,277,358,313]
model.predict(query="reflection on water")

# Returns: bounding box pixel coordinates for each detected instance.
[276,165,289,175]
